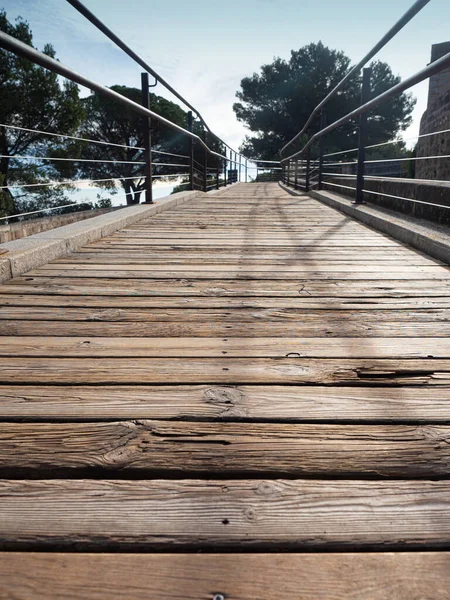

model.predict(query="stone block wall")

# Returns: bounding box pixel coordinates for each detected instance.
[0,207,117,244]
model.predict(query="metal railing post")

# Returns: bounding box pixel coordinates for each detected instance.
[239,155,242,183]
[318,110,326,190]
[141,72,153,204]
[355,67,372,204]
[245,159,248,183]
[294,159,299,190]
[224,148,227,186]
[187,111,194,191]
[305,147,311,192]
[203,130,208,192]
[216,151,220,189]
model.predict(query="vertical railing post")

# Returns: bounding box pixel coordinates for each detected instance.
[216,149,220,190]
[355,67,371,204]
[294,159,299,190]
[245,159,248,183]
[305,147,311,193]
[224,148,227,186]
[141,72,153,204]
[203,130,208,192]
[318,110,326,191]
[239,155,242,183]
[187,111,194,191]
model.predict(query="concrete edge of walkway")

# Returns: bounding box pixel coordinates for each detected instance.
[0,189,208,282]
[279,181,450,265]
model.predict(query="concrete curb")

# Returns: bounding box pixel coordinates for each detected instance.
[0,190,207,282]
[279,182,450,265]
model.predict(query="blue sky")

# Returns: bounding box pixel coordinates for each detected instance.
[4,0,449,153]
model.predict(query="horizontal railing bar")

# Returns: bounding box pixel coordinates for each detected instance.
[282,51,450,164]
[280,0,431,156]
[323,181,358,192]
[366,128,450,151]
[362,188,450,209]
[0,202,89,221]
[0,123,145,151]
[152,150,190,159]
[323,147,359,158]
[365,154,450,164]
[0,175,144,189]
[0,154,145,165]
[66,0,247,160]
[151,162,189,168]
[0,31,236,166]
[151,173,188,179]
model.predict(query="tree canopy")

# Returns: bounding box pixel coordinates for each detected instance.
[233,42,416,160]
[0,9,84,217]
[57,86,225,204]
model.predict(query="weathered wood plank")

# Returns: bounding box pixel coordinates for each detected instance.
[0,358,448,384]
[1,421,449,477]
[0,384,448,422]
[1,552,449,600]
[3,319,450,337]
[0,479,450,550]
[28,267,446,280]
[4,277,450,297]
[1,306,448,323]
[4,295,450,309]
[0,336,448,358]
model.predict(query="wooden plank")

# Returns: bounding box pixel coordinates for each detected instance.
[3,277,450,297]
[1,421,449,477]
[0,384,448,422]
[3,294,450,310]
[58,254,440,266]
[28,267,445,280]
[1,306,448,323]
[0,479,450,550]
[0,336,449,358]
[37,264,449,275]
[2,552,449,600]
[3,319,450,337]
[3,295,450,309]
[0,357,448,384]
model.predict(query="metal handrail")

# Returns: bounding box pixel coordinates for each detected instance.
[281,50,450,164]
[280,0,432,157]
[0,31,233,167]
[66,0,242,158]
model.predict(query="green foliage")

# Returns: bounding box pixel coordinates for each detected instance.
[60,86,198,205]
[63,87,226,204]
[93,193,113,209]
[234,42,416,160]
[0,9,84,216]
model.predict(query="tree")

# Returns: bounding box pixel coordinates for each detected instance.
[0,10,85,217]
[60,87,190,205]
[233,42,416,160]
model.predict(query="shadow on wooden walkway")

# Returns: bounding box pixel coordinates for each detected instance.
[0,182,450,598]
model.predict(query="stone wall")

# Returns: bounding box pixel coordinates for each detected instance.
[416,42,450,181]
[0,207,117,244]
[323,176,450,225]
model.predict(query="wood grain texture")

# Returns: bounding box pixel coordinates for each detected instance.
[0,384,448,421]
[1,552,449,600]
[0,479,450,550]
[4,295,450,309]
[4,277,450,296]
[0,357,448,384]
[1,336,448,358]
[0,421,449,477]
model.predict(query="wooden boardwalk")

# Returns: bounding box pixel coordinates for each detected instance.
[1,182,450,598]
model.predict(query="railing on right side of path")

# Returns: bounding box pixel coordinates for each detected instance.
[279,0,450,225]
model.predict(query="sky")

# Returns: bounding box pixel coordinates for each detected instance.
[3,0,449,162]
